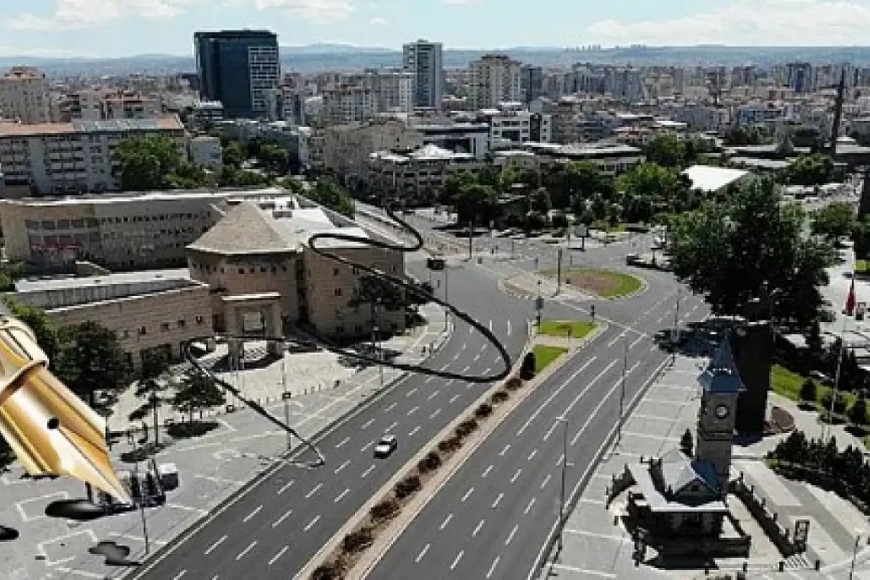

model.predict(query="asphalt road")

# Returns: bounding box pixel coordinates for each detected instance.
[367,260,710,579]
[130,260,533,580]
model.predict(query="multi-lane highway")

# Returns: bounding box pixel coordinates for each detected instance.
[130,259,532,580]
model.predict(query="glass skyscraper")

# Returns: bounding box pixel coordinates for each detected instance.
[194,30,280,119]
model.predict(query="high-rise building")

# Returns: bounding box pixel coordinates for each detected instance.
[0,67,51,124]
[469,54,523,110]
[520,65,543,104]
[194,30,280,119]
[402,39,444,110]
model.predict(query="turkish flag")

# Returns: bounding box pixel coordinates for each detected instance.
[846,277,857,316]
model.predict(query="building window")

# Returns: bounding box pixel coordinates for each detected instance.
[238,268,245,274]
[335,325,345,335]
[195,316,204,325]
[333,267,340,276]
[160,322,170,332]
[177,320,186,329]
[249,268,255,274]
[122,330,130,339]
[138,326,147,336]
[352,267,360,275]
[334,288,343,296]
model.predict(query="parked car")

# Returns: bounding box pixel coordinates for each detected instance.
[373,435,398,458]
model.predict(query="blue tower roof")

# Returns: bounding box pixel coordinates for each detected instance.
[698,337,745,394]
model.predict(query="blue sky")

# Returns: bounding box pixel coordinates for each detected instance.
[3,0,870,57]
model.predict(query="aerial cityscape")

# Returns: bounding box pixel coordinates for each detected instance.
[4,2,870,580]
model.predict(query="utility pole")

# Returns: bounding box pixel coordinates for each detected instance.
[282,347,291,450]
[556,248,564,294]
[617,336,628,448]
[444,267,450,331]
[824,324,847,440]
[557,417,569,555]
[468,219,474,260]
[672,287,681,363]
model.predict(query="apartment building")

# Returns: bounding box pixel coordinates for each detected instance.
[56,89,104,122]
[479,103,552,146]
[411,120,492,159]
[103,91,161,119]
[187,196,405,340]
[265,85,307,124]
[363,70,414,113]
[0,116,186,196]
[368,144,482,202]
[469,54,523,110]
[322,119,424,178]
[0,67,51,124]
[0,187,287,270]
[403,39,444,109]
[523,142,645,176]
[321,85,378,124]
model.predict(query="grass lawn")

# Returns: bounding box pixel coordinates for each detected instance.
[538,320,597,339]
[857,259,869,274]
[539,267,642,298]
[770,364,858,408]
[533,345,568,373]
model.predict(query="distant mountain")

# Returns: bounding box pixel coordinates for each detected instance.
[281,44,394,55]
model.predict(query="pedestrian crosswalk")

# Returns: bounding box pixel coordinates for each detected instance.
[782,553,812,569]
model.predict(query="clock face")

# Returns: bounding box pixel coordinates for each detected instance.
[715,404,730,419]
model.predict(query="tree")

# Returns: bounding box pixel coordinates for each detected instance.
[786,154,835,187]
[223,140,247,168]
[351,275,405,314]
[308,178,355,218]
[130,348,171,446]
[114,134,183,191]
[53,321,129,413]
[800,379,818,404]
[438,173,476,207]
[853,215,870,260]
[544,161,611,210]
[218,165,271,188]
[617,162,692,215]
[812,202,855,242]
[166,162,213,190]
[530,187,552,215]
[849,397,869,426]
[2,297,61,361]
[667,179,833,331]
[644,134,686,168]
[455,183,498,226]
[258,144,290,175]
[679,429,693,456]
[172,372,225,423]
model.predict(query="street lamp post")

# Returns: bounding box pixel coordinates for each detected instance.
[617,336,629,448]
[556,417,569,555]
[672,288,681,363]
[282,347,291,450]
[443,267,450,331]
[849,530,867,580]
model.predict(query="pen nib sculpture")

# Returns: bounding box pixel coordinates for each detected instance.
[0,315,130,503]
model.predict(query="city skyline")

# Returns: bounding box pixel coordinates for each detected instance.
[2,0,870,58]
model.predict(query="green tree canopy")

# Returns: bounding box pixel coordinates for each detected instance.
[811,201,855,242]
[218,165,271,188]
[351,274,406,313]
[258,144,290,175]
[786,154,835,187]
[543,161,612,209]
[114,134,184,191]
[455,182,499,225]
[223,140,247,168]
[53,321,130,411]
[308,178,355,218]
[667,178,833,330]
[172,372,225,422]
[2,296,61,361]
[644,134,686,168]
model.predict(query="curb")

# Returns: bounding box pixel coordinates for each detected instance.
[349,323,606,579]
[119,312,456,580]
[296,320,537,580]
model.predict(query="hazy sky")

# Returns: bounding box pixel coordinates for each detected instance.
[3,0,870,57]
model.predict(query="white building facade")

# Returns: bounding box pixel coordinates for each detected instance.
[469,54,523,110]
[0,67,51,124]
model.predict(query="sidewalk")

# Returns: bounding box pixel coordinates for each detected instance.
[539,353,870,580]
[109,302,450,433]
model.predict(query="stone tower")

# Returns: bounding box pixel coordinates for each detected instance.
[695,337,745,491]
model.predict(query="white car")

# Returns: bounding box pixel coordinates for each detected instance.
[373,434,398,458]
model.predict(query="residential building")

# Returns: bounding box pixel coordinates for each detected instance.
[0,116,186,197]
[190,101,225,127]
[368,144,482,202]
[265,85,306,124]
[56,89,105,122]
[469,54,523,110]
[103,91,161,119]
[194,30,280,118]
[11,270,213,370]
[523,142,644,175]
[521,65,544,104]
[321,85,378,124]
[411,120,491,159]
[787,62,813,94]
[365,69,414,113]
[186,196,405,340]
[322,120,424,179]
[479,103,551,146]
[0,187,288,270]
[403,39,444,109]
[189,135,223,169]
[0,67,51,124]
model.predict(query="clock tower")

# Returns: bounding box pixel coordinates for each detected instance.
[695,337,745,492]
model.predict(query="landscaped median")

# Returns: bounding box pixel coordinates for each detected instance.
[538,267,643,299]
[304,320,604,580]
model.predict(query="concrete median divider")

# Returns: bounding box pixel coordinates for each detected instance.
[297,321,606,580]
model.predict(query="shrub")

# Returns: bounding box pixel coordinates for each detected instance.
[506,377,523,391]
[438,436,463,454]
[312,563,343,580]
[821,391,848,415]
[370,499,400,524]
[418,451,442,473]
[395,474,422,499]
[342,527,374,554]
[520,352,536,380]
[800,379,817,404]
[491,390,510,404]
[455,418,479,438]
[679,429,693,456]
[475,403,494,419]
[849,398,869,426]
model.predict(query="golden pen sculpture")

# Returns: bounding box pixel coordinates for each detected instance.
[0,315,130,503]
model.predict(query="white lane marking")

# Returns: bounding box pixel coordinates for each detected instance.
[524,497,536,515]
[360,441,374,452]
[171,571,186,580]
[482,465,493,478]
[428,390,440,400]
[277,480,294,495]
[243,505,262,523]
[542,421,559,442]
[486,556,501,579]
[606,332,626,348]
[499,443,511,456]
[440,513,453,530]
[204,535,226,555]
[415,544,430,563]
[429,409,441,420]
[362,465,376,478]
[516,357,599,437]
[425,376,435,384]
[507,320,512,336]
[268,545,289,566]
[335,436,350,449]
[450,550,464,571]
[304,483,323,499]
[335,488,349,503]
[528,449,538,462]
[334,460,350,474]
[406,388,418,398]
[409,425,421,437]
[492,493,504,508]
[449,394,461,404]
[631,334,645,348]
[474,353,481,362]
[235,541,257,561]
[462,365,471,373]
[473,519,485,537]
[304,515,320,532]
[386,421,398,432]
[461,487,474,502]
[570,363,643,449]
[271,509,293,528]
[483,367,491,375]
[505,524,519,546]
[488,320,493,332]
[510,469,522,484]
[407,406,420,416]
[385,402,397,413]
[361,419,375,429]
[541,474,551,489]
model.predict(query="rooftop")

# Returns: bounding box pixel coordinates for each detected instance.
[0,186,287,207]
[15,269,190,294]
[0,115,184,137]
[683,164,751,193]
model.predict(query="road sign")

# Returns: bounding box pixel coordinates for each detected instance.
[794,519,810,545]
[576,224,588,238]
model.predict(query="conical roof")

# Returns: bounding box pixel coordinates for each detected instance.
[188,201,302,255]
[698,337,745,394]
